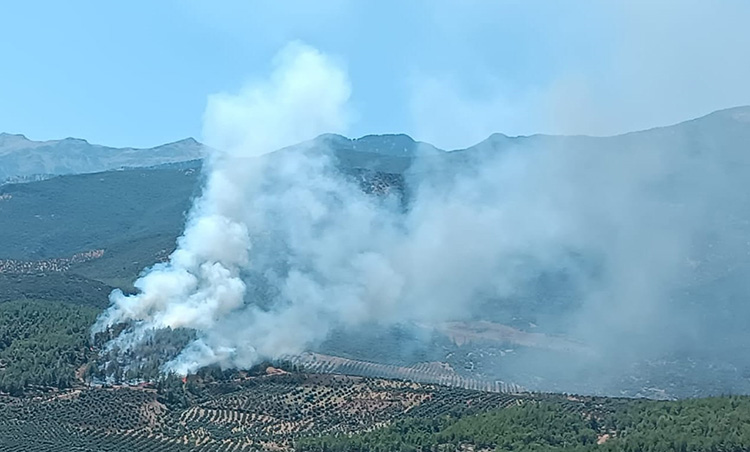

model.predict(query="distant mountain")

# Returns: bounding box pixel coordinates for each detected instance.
[0,133,206,184]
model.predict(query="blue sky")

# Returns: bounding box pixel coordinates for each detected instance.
[2,1,750,149]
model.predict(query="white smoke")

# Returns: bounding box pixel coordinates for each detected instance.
[93,41,355,373]
[93,40,748,393]
[93,41,569,375]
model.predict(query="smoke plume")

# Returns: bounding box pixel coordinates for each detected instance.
[93,41,355,373]
[94,41,750,396]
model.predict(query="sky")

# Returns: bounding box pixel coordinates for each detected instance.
[1,0,750,150]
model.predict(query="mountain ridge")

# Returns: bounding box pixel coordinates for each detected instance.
[4,106,748,184]
[0,134,207,183]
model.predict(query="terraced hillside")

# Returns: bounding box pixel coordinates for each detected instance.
[4,369,750,451]
[0,372,546,451]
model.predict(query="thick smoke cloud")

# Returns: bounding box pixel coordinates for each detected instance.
[94,41,750,396]
[93,41,355,373]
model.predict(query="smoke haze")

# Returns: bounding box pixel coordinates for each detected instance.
[94,41,750,396]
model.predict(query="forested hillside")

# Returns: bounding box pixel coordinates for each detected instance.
[298,397,750,452]
[0,300,98,394]
[0,167,199,261]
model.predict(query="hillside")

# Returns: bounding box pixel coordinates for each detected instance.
[1,108,750,450]
[1,373,749,451]
[298,395,750,452]
[1,284,749,451]
[0,167,199,261]
[2,107,750,402]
